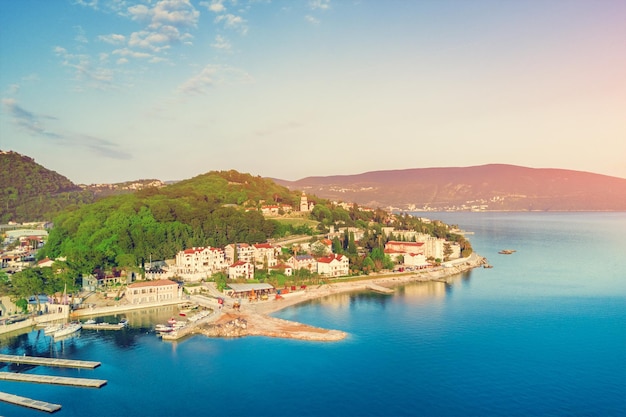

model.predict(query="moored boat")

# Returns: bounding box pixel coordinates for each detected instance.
[54,322,82,338]
[43,323,64,335]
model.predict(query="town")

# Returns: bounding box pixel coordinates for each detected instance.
[0,191,472,334]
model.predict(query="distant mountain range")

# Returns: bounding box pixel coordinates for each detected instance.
[3,150,625,221]
[273,164,626,211]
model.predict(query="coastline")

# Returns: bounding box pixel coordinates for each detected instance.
[196,253,486,341]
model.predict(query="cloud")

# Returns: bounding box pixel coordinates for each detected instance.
[211,35,231,50]
[112,47,154,59]
[98,33,126,45]
[305,15,320,25]
[200,0,226,13]
[2,98,60,139]
[128,0,199,28]
[74,25,88,43]
[309,0,331,10]
[215,13,248,34]
[53,46,114,90]
[176,64,253,95]
[76,133,133,160]
[125,0,199,52]
[2,98,131,160]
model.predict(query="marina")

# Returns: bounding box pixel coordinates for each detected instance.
[0,354,100,369]
[0,372,107,388]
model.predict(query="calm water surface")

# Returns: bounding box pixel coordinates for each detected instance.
[1,212,625,416]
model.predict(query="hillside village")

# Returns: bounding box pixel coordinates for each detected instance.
[0,191,465,319]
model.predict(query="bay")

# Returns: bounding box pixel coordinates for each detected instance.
[1,212,625,416]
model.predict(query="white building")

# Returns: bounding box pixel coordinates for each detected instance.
[252,243,278,269]
[228,261,254,280]
[175,247,226,280]
[287,254,317,273]
[224,243,255,264]
[316,254,349,277]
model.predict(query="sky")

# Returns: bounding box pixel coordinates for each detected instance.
[1,0,625,184]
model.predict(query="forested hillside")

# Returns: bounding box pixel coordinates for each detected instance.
[39,170,306,274]
[0,150,95,222]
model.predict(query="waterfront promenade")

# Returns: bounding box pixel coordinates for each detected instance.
[2,254,485,340]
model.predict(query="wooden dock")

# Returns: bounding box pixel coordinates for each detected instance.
[0,391,61,413]
[0,372,106,388]
[0,354,100,369]
[366,284,394,294]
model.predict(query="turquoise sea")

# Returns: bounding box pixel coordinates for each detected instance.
[1,212,625,416]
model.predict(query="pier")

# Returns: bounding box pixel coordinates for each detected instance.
[0,354,100,369]
[0,391,61,413]
[0,372,107,388]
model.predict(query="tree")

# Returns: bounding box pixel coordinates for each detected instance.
[332,237,343,254]
[347,232,357,255]
[10,269,45,312]
[443,243,453,261]
[362,256,374,274]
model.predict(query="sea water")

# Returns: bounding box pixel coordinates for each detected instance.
[1,212,625,416]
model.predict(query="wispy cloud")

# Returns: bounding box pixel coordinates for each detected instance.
[2,98,131,160]
[98,33,126,45]
[53,46,114,90]
[74,25,88,44]
[309,0,331,10]
[1,98,60,139]
[176,64,253,96]
[305,15,320,25]
[215,13,248,35]
[211,35,231,50]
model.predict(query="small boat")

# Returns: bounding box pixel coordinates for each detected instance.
[54,322,82,338]
[84,319,97,325]
[498,249,516,254]
[118,318,129,327]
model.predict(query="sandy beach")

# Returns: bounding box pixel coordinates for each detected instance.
[197,253,486,341]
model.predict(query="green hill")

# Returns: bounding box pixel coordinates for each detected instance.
[39,170,308,273]
[0,150,95,223]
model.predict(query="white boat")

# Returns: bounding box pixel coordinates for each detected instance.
[44,323,64,335]
[84,319,96,325]
[54,322,82,338]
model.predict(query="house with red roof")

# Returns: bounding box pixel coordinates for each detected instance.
[316,254,349,277]
[228,261,254,280]
[175,246,225,280]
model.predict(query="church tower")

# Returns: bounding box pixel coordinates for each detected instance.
[300,191,309,212]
